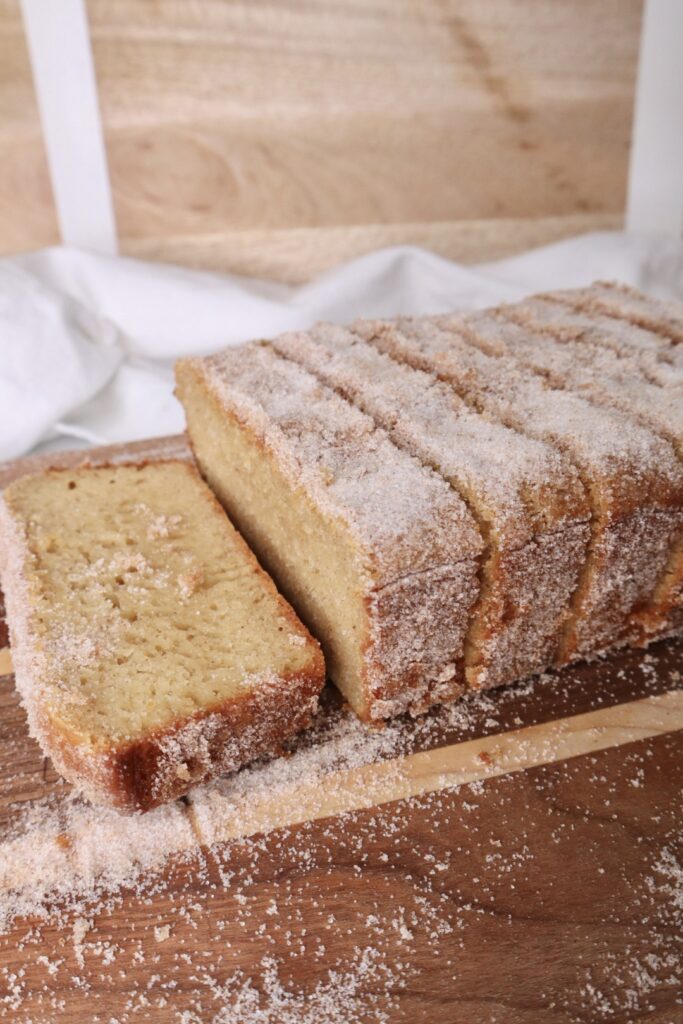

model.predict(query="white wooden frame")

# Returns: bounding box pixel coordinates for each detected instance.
[20,0,683,259]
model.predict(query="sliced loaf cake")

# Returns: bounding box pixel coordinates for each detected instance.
[268,324,590,690]
[176,346,482,721]
[0,461,325,812]
[466,301,683,638]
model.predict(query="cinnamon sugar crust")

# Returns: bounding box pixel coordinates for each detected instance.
[500,297,683,389]
[460,305,683,642]
[176,347,482,721]
[543,280,683,347]
[268,323,590,691]
[463,307,683,462]
[358,316,682,661]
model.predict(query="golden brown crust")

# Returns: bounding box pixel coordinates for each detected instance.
[42,662,323,813]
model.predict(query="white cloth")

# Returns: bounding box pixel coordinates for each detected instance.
[2,230,683,461]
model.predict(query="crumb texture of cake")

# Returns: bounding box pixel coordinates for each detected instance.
[357,312,683,660]
[175,346,482,721]
[0,461,325,812]
[268,323,590,691]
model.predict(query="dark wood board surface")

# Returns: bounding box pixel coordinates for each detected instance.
[0,436,681,1024]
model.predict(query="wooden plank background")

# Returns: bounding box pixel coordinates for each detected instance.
[0,0,642,280]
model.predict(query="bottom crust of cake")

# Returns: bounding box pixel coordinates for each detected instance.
[25,666,322,814]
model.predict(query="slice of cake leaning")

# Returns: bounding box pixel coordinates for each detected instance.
[0,460,325,812]
[175,344,483,721]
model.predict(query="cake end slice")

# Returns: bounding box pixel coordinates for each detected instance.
[176,348,482,722]
[0,460,325,813]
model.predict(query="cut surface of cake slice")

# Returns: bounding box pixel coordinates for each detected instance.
[176,345,482,721]
[359,316,682,661]
[0,460,325,812]
[268,323,590,691]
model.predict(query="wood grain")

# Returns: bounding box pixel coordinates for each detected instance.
[188,689,683,846]
[0,0,640,278]
[122,212,623,285]
[1,435,681,1020]
[0,733,680,1021]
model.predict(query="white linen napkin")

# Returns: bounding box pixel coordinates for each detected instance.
[2,230,683,461]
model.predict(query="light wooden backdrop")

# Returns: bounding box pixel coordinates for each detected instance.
[0,0,642,283]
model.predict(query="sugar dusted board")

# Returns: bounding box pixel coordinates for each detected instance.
[0,436,681,1023]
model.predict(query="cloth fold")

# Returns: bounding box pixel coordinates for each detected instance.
[2,230,683,462]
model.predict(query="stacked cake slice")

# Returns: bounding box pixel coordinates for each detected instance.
[175,347,482,720]
[268,324,590,691]
[177,281,683,720]
[371,313,682,657]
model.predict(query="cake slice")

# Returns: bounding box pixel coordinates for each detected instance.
[467,306,683,640]
[358,317,682,661]
[176,345,482,721]
[457,309,683,641]
[0,460,325,812]
[268,324,590,691]
[529,283,683,579]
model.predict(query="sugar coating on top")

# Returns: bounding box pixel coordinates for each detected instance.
[469,306,668,387]
[500,296,683,388]
[196,343,482,580]
[546,280,683,347]
[459,309,683,461]
[360,316,681,519]
[270,322,587,547]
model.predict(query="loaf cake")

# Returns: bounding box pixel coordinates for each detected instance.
[363,314,682,660]
[268,324,590,690]
[0,461,325,812]
[177,283,683,718]
[175,346,482,721]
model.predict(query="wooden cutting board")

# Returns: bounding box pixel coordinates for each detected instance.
[0,436,681,1024]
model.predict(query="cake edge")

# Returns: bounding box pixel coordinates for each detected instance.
[0,459,326,813]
